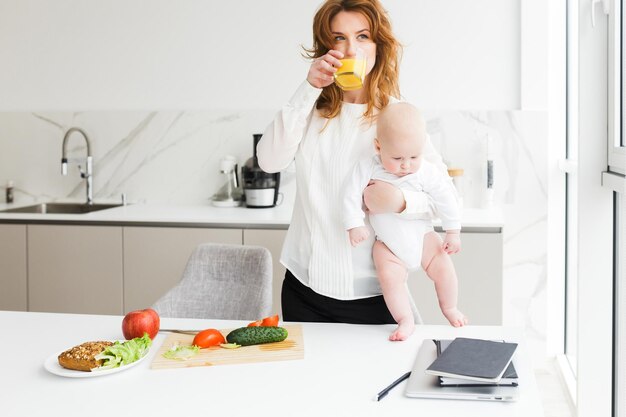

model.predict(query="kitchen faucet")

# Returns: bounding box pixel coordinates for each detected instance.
[61,127,93,205]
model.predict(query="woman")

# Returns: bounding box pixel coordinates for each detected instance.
[257,0,448,324]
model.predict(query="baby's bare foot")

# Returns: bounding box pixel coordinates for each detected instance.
[442,307,468,327]
[389,319,415,341]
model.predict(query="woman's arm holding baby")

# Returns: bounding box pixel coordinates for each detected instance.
[363,134,444,216]
[363,180,434,215]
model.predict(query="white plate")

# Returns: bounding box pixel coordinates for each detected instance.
[43,343,150,378]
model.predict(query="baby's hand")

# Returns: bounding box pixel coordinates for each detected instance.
[348,226,370,247]
[442,231,461,254]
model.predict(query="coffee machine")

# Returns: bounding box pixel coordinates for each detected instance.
[242,134,280,208]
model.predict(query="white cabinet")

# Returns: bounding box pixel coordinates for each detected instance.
[243,229,502,325]
[28,225,124,315]
[0,224,27,311]
[123,227,242,313]
[407,232,503,325]
[243,229,503,325]
[243,229,287,316]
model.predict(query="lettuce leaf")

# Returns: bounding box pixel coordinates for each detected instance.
[94,333,152,370]
[162,343,199,360]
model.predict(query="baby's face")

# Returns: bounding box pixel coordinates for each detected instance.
[375,133,424,177]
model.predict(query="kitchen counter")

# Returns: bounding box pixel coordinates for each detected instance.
[0,200,295,229]
[0,201,504,231]
[0,311,543,417]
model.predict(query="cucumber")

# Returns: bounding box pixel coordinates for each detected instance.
[226,326,288,346]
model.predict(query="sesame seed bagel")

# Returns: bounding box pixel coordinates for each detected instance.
[58,341,114,371]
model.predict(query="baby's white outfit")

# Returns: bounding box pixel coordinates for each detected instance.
[343,155,461,270]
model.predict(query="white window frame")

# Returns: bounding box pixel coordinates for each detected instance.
[606,3,626,417]
[617,197,626,417]
[558,2,616,417]
[608,0,626,176]
[565,0,580,380]
[547,0,569,395]
[553,2,626,416]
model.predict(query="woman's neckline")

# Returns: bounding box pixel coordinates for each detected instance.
[341,101,367,106]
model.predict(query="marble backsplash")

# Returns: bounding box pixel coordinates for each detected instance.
[0,109,548,355]
[0,111,280,205]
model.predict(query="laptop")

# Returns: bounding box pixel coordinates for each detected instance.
[404,339,519,402]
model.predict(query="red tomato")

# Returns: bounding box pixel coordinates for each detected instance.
[247,314,280,327]
[192,329,225,348]
[261,314,279,327]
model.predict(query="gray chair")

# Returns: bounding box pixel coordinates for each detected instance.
[152,243,273,320]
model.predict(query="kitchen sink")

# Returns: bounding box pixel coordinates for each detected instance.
[0,202,123,214]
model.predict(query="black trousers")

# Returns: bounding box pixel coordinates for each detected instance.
[281,270,396,324]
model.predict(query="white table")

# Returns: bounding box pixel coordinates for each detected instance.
[0,311,543,417]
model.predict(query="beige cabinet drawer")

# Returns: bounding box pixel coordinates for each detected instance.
[0,224,27,311]
[28,225,123,315]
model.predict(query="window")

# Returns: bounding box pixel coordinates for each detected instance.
[562,1,622,416]
[616,196,626,417]
[611,0,626,173]
[564,0,579,379]
[564,157,578,376]
[610,2,626,415]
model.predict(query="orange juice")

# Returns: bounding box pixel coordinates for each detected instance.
[334,58,366,91]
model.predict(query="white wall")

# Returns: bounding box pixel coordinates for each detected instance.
[0,0,521,111]
[389,0,521,109]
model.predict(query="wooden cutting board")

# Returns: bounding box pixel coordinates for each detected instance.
[151,324,304,370]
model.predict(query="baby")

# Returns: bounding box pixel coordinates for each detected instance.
[343,102,467,341]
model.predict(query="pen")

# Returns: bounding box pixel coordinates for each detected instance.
[374,371,412,401]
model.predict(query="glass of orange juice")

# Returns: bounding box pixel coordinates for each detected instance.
[334,48,367,91]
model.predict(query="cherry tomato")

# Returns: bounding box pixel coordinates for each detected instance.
[261,314,279,327]
[247,320,263,327]
[192,329,225,348]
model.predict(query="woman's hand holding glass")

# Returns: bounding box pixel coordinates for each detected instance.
[307,50,344,89]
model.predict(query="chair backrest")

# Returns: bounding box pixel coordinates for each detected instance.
[152,243,273,320]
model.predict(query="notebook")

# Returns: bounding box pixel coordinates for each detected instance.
[435,340,518,387]
[425,337,518,383]
[404,340,519,402]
